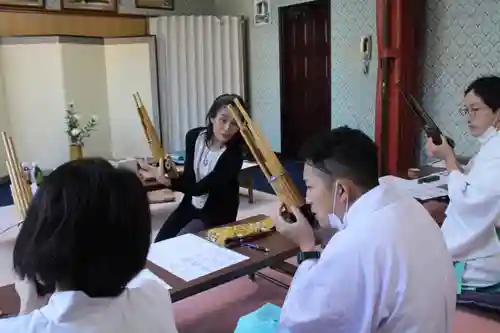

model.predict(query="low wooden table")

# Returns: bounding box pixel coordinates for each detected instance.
[0,215,298,315]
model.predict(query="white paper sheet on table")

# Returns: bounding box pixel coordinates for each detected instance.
[147,233,249,282]
[128,269,172,290]
[379,175,448,201]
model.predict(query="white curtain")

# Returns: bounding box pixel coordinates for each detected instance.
[149,15,246,152]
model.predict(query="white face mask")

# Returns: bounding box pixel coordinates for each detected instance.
[327,180,349,230]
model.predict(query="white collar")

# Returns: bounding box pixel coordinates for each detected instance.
[477,126,498,146]
[343,183,399,229]
[40,290,120,323]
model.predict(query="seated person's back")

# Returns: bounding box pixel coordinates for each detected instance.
[0,158,178,333]
[271,127,456,333]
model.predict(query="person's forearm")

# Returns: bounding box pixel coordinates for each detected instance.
[444,155,460,172]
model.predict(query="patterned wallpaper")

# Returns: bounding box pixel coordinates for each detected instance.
[330,0,377,139]
[216,0,499,158]
[215,0,377,151]
[422,0,500,160]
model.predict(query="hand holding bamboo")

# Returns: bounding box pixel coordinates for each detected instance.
[227,100,318,227]
[133,92,179,179]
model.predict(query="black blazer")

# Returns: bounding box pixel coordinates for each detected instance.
[170,127,244,226]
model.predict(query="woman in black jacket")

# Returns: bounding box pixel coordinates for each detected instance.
[148,94,245,242]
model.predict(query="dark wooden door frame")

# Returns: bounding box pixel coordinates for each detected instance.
[375,0,426,176]
[278,0,331,158]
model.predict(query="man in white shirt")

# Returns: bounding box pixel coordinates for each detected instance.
[426,75,500,290]
[274,127,456,332]
[0,158,178,333]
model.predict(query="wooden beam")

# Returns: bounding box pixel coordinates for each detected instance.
[375,0,426,176]
[0,10,148,37]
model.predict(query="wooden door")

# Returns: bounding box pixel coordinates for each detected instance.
[279,0,331,159]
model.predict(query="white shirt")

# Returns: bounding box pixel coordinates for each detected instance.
[191,131,226,209]
[279,183,456,333]
[441,127,500,287]
[0,280,178,333]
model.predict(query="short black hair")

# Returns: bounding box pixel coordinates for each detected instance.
[300,126,379,190]
[465,75,500,112]
[205,93,246,147]
[13,158,151,298]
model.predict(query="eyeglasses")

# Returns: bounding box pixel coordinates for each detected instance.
[459,105,473,116]
[459,105,490,116]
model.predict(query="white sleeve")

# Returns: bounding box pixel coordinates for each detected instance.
[279,249,372,333]
[445,161,500,256]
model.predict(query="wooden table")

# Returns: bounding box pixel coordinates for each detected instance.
[0,215,298,315]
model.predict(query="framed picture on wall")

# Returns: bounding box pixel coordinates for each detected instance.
[62,0,116,12]
[135,0,173,10]
[254,0,270,26]
[0,0,44,8]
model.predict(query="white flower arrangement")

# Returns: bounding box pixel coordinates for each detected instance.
[64,103,98,146]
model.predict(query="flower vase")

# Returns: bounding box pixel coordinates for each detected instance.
[69,144,83,160]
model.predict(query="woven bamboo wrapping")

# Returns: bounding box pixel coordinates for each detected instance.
[268,172,304,209]
[227,100,305,210]
[133,92,179,179]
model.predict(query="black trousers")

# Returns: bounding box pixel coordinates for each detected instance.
[154,204,207,243]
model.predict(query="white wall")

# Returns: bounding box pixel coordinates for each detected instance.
[0,42,68,170]
[104,39,156,159]
[0,55,10,176]
[61,42,112,159]
[0,37,156,176]
[215,0,377,151]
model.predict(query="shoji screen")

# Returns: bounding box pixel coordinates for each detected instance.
[150,16,246,152]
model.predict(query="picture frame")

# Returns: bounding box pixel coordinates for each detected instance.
[254,0,270,26]
[135,0,173,10]
[62,0,116,12]
[0,0,44,8]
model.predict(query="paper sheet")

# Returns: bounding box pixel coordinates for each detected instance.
[128,269,172,290]
[147,233,249,282]
[380,175,448,201]
[242,161,258,170]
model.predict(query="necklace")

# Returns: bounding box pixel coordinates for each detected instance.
[202,146,210,166]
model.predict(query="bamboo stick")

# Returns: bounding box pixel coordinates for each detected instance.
[7,136,31,203]
[133,92,179,179]
[227,100,315,226]
[1,132,31,221]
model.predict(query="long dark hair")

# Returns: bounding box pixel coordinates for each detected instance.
[205,93,246,147]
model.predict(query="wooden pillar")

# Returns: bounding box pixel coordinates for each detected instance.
[375,0,426,176]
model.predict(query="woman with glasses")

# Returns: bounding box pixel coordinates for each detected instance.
[424,75,500,293]
[140,94,245,242]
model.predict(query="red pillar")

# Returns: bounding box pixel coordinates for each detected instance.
[375,0,426,176]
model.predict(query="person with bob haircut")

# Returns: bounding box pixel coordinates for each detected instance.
[0,158,178,333]
[140,94,246,242]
